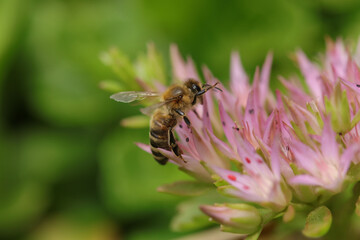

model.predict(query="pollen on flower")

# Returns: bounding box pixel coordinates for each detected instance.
[249,109,254,114]
[222,121,226,126]
[356,84,360,87]
[227,174,237,181]
[245,157,251,164]
[179,124,183,128]
[185,137,189,142]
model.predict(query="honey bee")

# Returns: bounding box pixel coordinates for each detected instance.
[110,79,220,165]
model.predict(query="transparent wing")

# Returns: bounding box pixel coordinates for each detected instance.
[110,91,159,103]
[140,101,167,116]
[140,95,181,116]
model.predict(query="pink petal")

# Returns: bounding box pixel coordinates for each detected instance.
[202,66,235,114]
[153,81,167,93]
[244,90,260,138]
[279,157,295,180]
[215,81,236,114]
[221,186,264,202]
[236,138,273,179]
[170,44,187,81]
[207,130,238,160]
[136,142,151,154]
[254,135,271,161]
[230,51,248,98]
[157,148,212,182]
[211,166,264,202]
[340,144,359,175]
[175,122,201,160]
[280,77,311,106]
[270,135,281,179]
[218,102,237,148]
[206,93,223,133]
[294,102,320,134]
[262,111,275,145]
[290,175,321,186]
[326,38,348,79]
[355,38,360,66]
[321,119,339,165]
[136,142,212,182]
[259,52,273,104]
[191,128,228,168]
[202,94,213,133]
[297,50,322,99]
[186,110,204,133]
[185,56,200,80]
[291,140,318,174]
[346,60,360,85]
[340,78,360,95]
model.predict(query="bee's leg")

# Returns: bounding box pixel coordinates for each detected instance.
[168,129,186,163]
[175,109,191,128]
[175,109,185,116]
[183,116,191,128]
[197,82,222,96]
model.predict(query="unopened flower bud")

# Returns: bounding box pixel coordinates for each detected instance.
[200,203,262,234]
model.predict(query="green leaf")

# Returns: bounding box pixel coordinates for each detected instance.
[135,43,167,85]
[0,182,48,234]
[302,206,332,238]
[340,90,351,130]
[290,121,306,143]
[99,80,124,93]
[120,115,149,128]
[158,181,213,196]
[351,110,360,129]
[99,128,189,220]
[100,48,137,89]
[17,128,93,184]
[27,202,119,240]
[325,84,352,134]
[306,101,324,128]
[355,195,360,217]
[283,205,295,223]
[171,191,235,232]
[0,0,26,80]
[171,198,213,232]
[245,229,262,240]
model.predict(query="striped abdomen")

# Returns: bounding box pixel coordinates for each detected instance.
[150,111,177,165]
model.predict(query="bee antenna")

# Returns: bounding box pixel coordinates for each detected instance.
[215,86,222,92]
[211,82,222,92]
[196,82,222,96]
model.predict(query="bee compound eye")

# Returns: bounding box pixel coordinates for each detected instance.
[191,84,201,93]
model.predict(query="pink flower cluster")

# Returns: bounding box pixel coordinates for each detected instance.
[136,39,360,233]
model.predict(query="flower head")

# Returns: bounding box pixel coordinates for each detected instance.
[289,119,357,192]
[107,38,360,238]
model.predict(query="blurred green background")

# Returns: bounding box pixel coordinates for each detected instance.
[1,0,360,239]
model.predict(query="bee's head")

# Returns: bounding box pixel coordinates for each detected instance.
[184,79,202,105]
[185,79,201,94]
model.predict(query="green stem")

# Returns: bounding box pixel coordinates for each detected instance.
[326,182,360,240]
